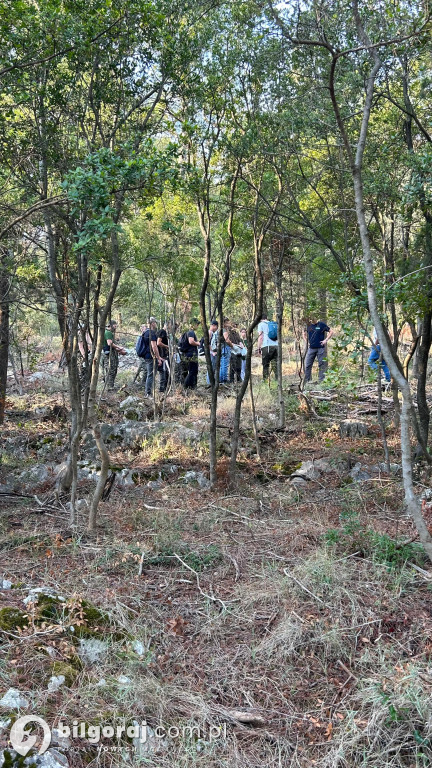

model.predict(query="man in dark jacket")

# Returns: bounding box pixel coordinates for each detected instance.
[141,317,163,397]
[303,318,334,384]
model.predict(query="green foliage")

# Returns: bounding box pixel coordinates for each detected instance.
[325,507,426,570]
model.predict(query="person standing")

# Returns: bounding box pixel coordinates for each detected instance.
[304,318,334,384]
[181,318,200,390]
[101,320,126,390]
[257,314,278,381]
[368,329,391,383]
[228,324,243,383]
[206,320,219,384]
[134,323,148,387]
[141,317,162,397]
[217,317,234,383]
[157,322,170,393]
[240,327,248,380]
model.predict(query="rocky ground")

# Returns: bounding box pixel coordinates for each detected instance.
[0,357,432,767]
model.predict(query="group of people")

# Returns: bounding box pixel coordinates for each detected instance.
[101,314,391,395]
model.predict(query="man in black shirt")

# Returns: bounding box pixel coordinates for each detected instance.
[303,318,334,384]
[157,322,169,393]
[142,317,162,396]
[182,318,200,390]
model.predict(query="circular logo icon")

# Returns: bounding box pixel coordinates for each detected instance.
[10,716,51,756]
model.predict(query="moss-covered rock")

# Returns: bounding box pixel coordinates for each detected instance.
[50,661,80,686]
[0,607,28,632]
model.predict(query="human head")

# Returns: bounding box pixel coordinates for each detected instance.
[149,316,157,329]
[210,320,218,330]
[107,320,117,330]
[190,317,199,329]
[223,317,230,327]
[261,313,268,321]
[240,327,247,338]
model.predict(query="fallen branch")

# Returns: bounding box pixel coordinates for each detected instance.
[173,552,227,610]
[283,568,326,605]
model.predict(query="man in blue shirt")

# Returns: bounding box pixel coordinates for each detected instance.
[368,329,391,383]
[304,318,334,384]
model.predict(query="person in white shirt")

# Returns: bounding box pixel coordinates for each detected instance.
[257,314,278,381]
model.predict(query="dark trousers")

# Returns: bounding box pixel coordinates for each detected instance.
[159,359,169,392]
[304,346,328,382]
[230,354,242,383]
[102,349,118,389]
[183,358,198,389]
[262,346,278,380]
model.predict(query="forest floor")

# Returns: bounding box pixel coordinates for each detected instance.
[1,356,432,767]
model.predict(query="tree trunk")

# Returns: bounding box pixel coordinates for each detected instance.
[0,250,10,425]
[416,311,432,446]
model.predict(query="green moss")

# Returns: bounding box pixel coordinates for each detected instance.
[2,749,35,768]
[50,661,80,686]
[0,607,28,632]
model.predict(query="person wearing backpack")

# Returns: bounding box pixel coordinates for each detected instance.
[134,323,148,386]
[178,318,200,390]
[139,317,163,396]
[257,314,278,381]
[303,318,334,384]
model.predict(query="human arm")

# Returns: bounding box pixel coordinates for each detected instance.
[223,330,234,348]
[188,331,200,347]
[150,334,162,362]
[321,327,334,346]
[257,329,263,353]
[157,335,169,352]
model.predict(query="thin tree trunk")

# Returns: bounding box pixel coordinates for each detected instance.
[377,352,390,472]
[0,251,10,425]
[416,311,432,446]
[249,373,260,459]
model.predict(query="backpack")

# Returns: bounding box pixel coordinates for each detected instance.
[267,321,278,341]
[177,331,190,354]
[135,332,147,358]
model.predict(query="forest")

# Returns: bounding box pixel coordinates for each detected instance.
[0,0,432,766]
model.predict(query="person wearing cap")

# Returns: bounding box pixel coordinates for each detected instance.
[141,317,162,397]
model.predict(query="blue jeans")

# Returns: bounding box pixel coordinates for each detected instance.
[219,348,231,383]
[206,354,217,385]
[368,346,390,382]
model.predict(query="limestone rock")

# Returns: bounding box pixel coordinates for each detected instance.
[78,638,107,664]
[36,749,69,768]
[349,462,371,482]
[47,675,65,693]
[0,688,29,710]
[182,471,210,489]
[339,420,369,438]
[290,460,319,482]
